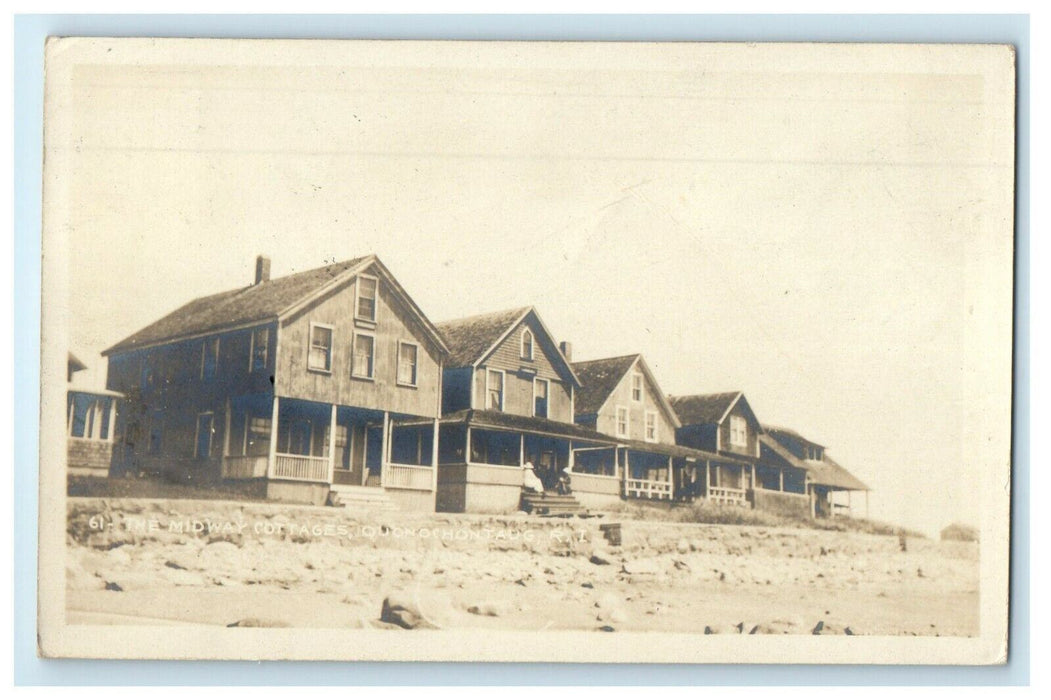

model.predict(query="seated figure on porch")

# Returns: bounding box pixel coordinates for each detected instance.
[522,461,544,494]
[556,465,572,495]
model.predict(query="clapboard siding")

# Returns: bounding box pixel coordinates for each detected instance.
[275,268,441,418]
[591,360,677,444]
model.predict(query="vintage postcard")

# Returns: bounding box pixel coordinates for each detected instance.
[38,38,1015,664]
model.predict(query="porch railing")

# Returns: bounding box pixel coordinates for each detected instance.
[625,478,673,500]
[272,453,329,482]
[384,462,433,491]
[222,455,268,479]
[708,486,748,506]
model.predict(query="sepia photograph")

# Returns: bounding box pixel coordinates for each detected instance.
[36,37,1015,664]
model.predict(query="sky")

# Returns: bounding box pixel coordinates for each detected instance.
[48,40,1015,537]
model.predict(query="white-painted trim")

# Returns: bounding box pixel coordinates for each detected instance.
[351,331,376,380]
[248,326,269,373]
[532,377,549,418]
[199,336,220,380]
[615,404,630,438]
[354,273,380,323]
[716,391,745,425]
[471,307,582,388]
[520,327,535,361]
[396,339,420,387]
[729,415,748,448]
[485,367,505,411]
[644,410,659,443]
[194,411,215,459]
[307,321,334,374]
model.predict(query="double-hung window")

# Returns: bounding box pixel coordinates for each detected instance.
[486,369,504,411]
[356,275,378,322]
[631,372,643,402]
[644,411,658,442]
[250,327,269,373]
[397,341,418,386]
[533,378,549,418]
[616,406,629,437]
[521,328,534,360]
[308,323,333,372]
[729,416,747,447]
[201,337,219,380]
[352,333,375,379]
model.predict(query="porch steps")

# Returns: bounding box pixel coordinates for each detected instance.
[520,491,585,517]
[329,484,399,512]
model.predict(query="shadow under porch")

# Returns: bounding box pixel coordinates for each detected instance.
[220,394,438,509]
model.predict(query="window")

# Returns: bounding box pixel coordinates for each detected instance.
[201,337,219,380]
[308,323,333,372]
[644,411,658,442]
[352,333,375,379]
[616,406,629,437]
[250,327,269,373]
[533,378,549,418]
[631,372,643,402]
[356,275,378,322]
[397,341,419,386]
[195,413,214,459]
[521,328,534,360]
[486,369,504,411]
[246,415,271,456]
[730,415,747,447]
[147,409,164,454]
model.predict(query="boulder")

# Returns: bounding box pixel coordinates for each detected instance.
[590,550,613,566]
[466,601,512,617]
[380,594,440,630]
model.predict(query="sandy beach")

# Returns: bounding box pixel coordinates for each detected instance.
[65,498,979,636]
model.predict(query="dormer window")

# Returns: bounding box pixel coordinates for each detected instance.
[631,372,643,402]
[521,328,534,360]
[729,415,747,447]
[356,275,378,323]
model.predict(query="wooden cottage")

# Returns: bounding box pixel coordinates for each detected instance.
[668,391,765,507]
[762,426,869,518]
[66,352,122,477]
[103,255,449,510]
[570,354,715,506]
[433,307,612,513]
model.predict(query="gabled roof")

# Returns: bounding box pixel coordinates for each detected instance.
[765,425,825,449]
[103,255,449,357]
[668,391,746,426]
[761,432,868,491]
[572,354,640,415]
[435,306,581,387]
[572,354,680,428]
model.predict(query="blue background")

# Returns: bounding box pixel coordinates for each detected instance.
[13,13,1030,686]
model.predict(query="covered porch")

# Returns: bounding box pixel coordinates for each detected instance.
[220,394,438,500]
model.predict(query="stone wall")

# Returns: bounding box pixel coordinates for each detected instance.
[68,438,113,476]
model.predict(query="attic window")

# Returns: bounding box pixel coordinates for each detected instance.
[356,275,378,322]
[631,372,643,402]
[308,323,333,373]
[729,415,747,447]
[521,328,534,360]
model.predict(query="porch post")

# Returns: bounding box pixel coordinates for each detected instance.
[519,433,525,466]
[67,395,74,437]
[108,398,118,444]
[465,425,472,463]
[808,483,816,518]
[667,455,674,499]
[267,395,280,479]
[778,467,784,492]
[223,399,232,458]
[328,404,337,484]
[380,411,389,488]
[431,418,440,493]
[750,464,756,490]
[703,460,710,499]
[568,441,575,471]
[362,425,369,486]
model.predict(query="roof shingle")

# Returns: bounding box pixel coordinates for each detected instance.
[571,354,640,416]
[104,256,372,355]
[668,392,742,426]
[435,307,531,368]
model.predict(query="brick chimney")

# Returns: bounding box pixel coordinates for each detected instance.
[254,255,271,285]
[559,341,573,361]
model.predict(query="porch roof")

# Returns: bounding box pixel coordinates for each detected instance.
[614,437,733,463]
[760,434,867,491]
[441,409,612,444]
